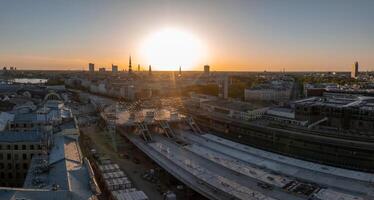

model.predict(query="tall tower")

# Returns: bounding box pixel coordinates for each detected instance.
[128,56,132,73]
[351,61,359,78]
[89,63,95,72]
[148,65,152,76]
[204,65,210,75]
[138,64,140,72]
[179,66,182,76]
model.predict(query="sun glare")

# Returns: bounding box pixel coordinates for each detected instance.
[139,28,205,71]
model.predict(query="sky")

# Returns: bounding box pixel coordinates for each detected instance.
[0,0,374,71]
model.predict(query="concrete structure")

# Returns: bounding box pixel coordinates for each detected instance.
[186,97,374,172]
[119,116,373,200]
[351,61,359,78]
[89,63,95,72]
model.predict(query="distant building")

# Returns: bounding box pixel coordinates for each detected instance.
[218,75,228,99]
[120,85,135,101]
[303,83,338,97]
[294,95,374,131]
[128,56,132,73]
[88,63,95,72]
[99,68,106,72]
[199,98,268,121]
[112,64,118,73]
[244,80,293,103]
[204,65,210,75]
[351,61,359,78]
[148,65,152,76]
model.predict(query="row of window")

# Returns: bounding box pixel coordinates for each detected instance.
[0,144,42,150]
[0,153,37,160]
[0,171,27,179]
[0,163,28,170]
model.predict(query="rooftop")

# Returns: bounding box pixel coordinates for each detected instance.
[0,127,97,200]
[201,99,263,112]
[294,96,374,110]
[0,131,42,143]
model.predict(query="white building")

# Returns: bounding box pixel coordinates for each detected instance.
[245,88,291,102]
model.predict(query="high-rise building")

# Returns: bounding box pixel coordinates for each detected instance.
[218,75,228,99]
[112,64,118,73]
[128,56,132,73]
[138,64,140,72]
[179,66,182,76]
[351,61,359,78]
[204,65,210,75]
[89,63,95,72]
[148,65,152,76]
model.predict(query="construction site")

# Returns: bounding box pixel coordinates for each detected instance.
[75,94,374,200]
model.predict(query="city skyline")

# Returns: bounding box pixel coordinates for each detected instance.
[1,0,374,71]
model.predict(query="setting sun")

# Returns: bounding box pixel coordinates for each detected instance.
[139,28,206,71]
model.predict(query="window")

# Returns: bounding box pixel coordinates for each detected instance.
[15,163,20,170]
[0,153,3,160]
[22,154,27,160]
[0,145,2,150]
[0,163,4,169]
[14,145,18,150]
[23,163,28,170]
[14,154,19,160]
[7,153,11,160]
[30,145,34,150]
[7,145,11,150]
[7,163,11,169]
[22,145,26,150]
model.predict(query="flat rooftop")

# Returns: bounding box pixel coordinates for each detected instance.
[201,99,263,112]
[124,128,374,200]
[294,96,374,110]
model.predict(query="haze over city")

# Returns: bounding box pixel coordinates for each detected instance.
[1,1,374,200]
[1,0,374,71]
